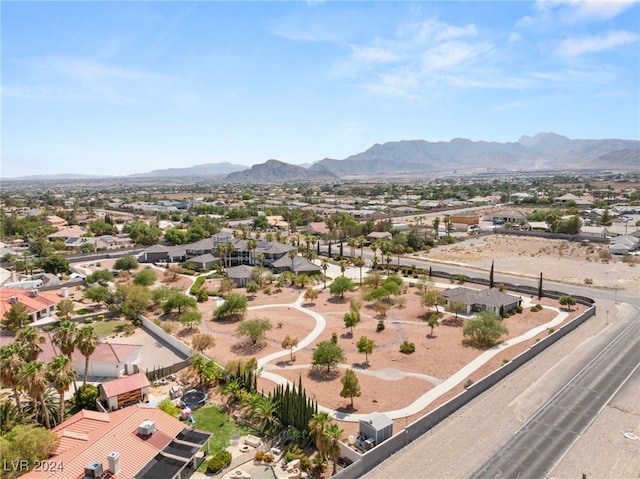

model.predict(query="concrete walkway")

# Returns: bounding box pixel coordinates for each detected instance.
[249,263,570,422]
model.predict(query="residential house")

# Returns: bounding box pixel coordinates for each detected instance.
[47,225,87,242]
[226,265,254,287]
[484,210,527,225]
[0,331,142,379]
[579,225,609,239]
[609,235,639,255]
[22,405,211,479]
[442,287,520,315]
[271,255,321,274]
[553,193,594,208]
[99,372,151,411]
[0,288,61,323]
[366,231,392,244]
[43,215,69,227]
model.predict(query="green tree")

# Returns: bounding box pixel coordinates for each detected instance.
[356,336,375,364]
[84,285,110,305]
[74,383,99,410]
[163,290,196,315]
[304,287,319,305]
[343,311,359,336]
[180,309,203,329]
[463,311,509,348]
[236,318,272,345]
[55,299,75,321]
[213,293,247,321]
[3,302,30,331]
[113,254,138,271]
[311,340,345,373]
[559,295,576,311]
[246,281,259,296]
[121,285,151,321]
[133,268,157,286]
[449,300,467,319]
[309,412,332,457]
[340,368,361,409]
[422,289,443,313]
[329,276,354,299]
[38,254,69,274]
[427,314,440,337]
[0,425,60,475]
[75,326,98,384]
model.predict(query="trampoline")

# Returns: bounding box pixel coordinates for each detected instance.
[181,389,207,409]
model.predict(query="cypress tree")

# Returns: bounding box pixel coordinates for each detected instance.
[489,260,495,289]
[538,272,543,300]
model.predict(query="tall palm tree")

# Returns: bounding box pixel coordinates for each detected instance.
[47,355,76,424]
[324,422,344,474]
[321,259,329,289]
[432,217,441,239]
[16,326,45,362]
[309,411,332,458]
[216,243,226,273]
[20,361,51,429]
[353,256,365,286]
[52,320,78,392]
[394,244,405,267]
[288,249,298,274]
[246,238,257,265]
[0,345,25,408]
[75,326,98,384]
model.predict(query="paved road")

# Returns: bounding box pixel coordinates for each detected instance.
[469,316,640,478]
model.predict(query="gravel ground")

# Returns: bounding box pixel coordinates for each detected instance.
[361,300,640,479]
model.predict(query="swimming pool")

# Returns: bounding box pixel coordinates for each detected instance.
[241,463,277,479]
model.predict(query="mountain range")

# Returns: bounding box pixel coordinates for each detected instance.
[5,133,638,182]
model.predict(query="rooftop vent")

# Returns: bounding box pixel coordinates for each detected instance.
[107,451,120,475]
[29,290,38,297]
[138,420,156,436]
[9,296,18,304]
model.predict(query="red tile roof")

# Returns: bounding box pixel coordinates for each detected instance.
[0,288,62,322]
[100,373,150,399]
[22,406,191,479]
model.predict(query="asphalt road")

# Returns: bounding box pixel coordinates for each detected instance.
[469,316,640,479]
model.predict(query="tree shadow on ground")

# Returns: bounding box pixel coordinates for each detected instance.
[351,362,370,370]
[275,359,295,368]
[308,368,340,382]
[441,316,465,327]
[336,405,357,414]
[230,341,267,356]
[340,332,353,340]
[326,296,346,304]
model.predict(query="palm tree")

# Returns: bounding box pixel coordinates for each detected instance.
[251,396,280,434]
[20,361,51,429]
[288,249,298,274]
[216,243,226,273]
[347,237,356,258]
[52,320,78,392]
[353,256,365,286]
[0,345,25,408]
[47,355,76,424]
[321,258,329,289]
[324,423,344,474]
[309,411,332,458]
[246,238,257,265]
[16,326,45,362]
[75,326,98,384]
[394,244,405,267]
[432,217,440,239]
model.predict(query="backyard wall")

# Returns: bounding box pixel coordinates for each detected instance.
[333,304,596,479]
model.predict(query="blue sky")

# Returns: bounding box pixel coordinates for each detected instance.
[2,1,639,178]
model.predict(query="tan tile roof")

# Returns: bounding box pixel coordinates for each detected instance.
[22,406,189,479]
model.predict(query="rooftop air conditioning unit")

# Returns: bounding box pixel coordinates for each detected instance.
[9,296,18,304]
[84,462,103,478]
[138,420,156,436]
[29,290,38,297]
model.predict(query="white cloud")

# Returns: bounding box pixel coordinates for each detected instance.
[518,0,637,27]
[351,45,400,64]
[556,30,639,56]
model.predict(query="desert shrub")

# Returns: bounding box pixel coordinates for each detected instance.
[84,317,94,324]
[516,305,523,314]
[74,384,99,410]
[502,358,510,364]
[206,450,232,473]
[376,320,385,332]
[464,379,474,389]
[123,323,135,335]
[263,453,275,463]
[255,451,265,461]
[584,278,593,285]
[547,327,555,335]
[264,287,272,295]
[399,341,415,354]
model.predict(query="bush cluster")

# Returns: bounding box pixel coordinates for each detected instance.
[206,450,232,474]
[531,304,543,312]
[399,341,416,354]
